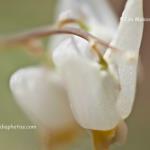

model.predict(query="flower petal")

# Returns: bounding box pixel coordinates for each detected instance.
[49,0,117,50]
[104,0,144,118]
[53,39,121,130]
[56,0,117,29]
[90,23,116,43]
[10,66,76,129]
[53,38,96,67]
[85,0,118,30]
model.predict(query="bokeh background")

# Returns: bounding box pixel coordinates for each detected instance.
[0,0,150,149]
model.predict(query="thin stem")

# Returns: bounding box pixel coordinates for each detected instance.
[0,26,119,52]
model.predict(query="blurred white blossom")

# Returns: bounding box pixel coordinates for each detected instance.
[10,66,77,130]
[53,0,144,130]
[9,0,144,148]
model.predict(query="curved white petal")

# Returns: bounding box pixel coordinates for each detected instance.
[10,66,76,129]
[55,0,81,17]
[53,39,121,130]
[53,38,96,67]
[85,0,118,30]
[56,0,118,29]
[104,0,144,118]
[49,10,81,51]
[90,23,116,43]
[49,0,118,50]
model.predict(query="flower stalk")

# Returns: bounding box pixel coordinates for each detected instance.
[0,25,120,52]
[0,22,121,68]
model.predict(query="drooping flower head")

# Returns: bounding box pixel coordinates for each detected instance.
[9,0,144,149]
[53,0,144,131]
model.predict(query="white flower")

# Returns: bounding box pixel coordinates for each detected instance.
[9,0,118,133]
[10,0,116,130]
[10,66,77,130]
[53,0,144,130]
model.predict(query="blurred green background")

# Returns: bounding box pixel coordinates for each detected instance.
[0,0,56,150]
[0,0,150,150]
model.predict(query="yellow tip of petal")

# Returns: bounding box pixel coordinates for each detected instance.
[91,129,116,150]
[91,121,128,150]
